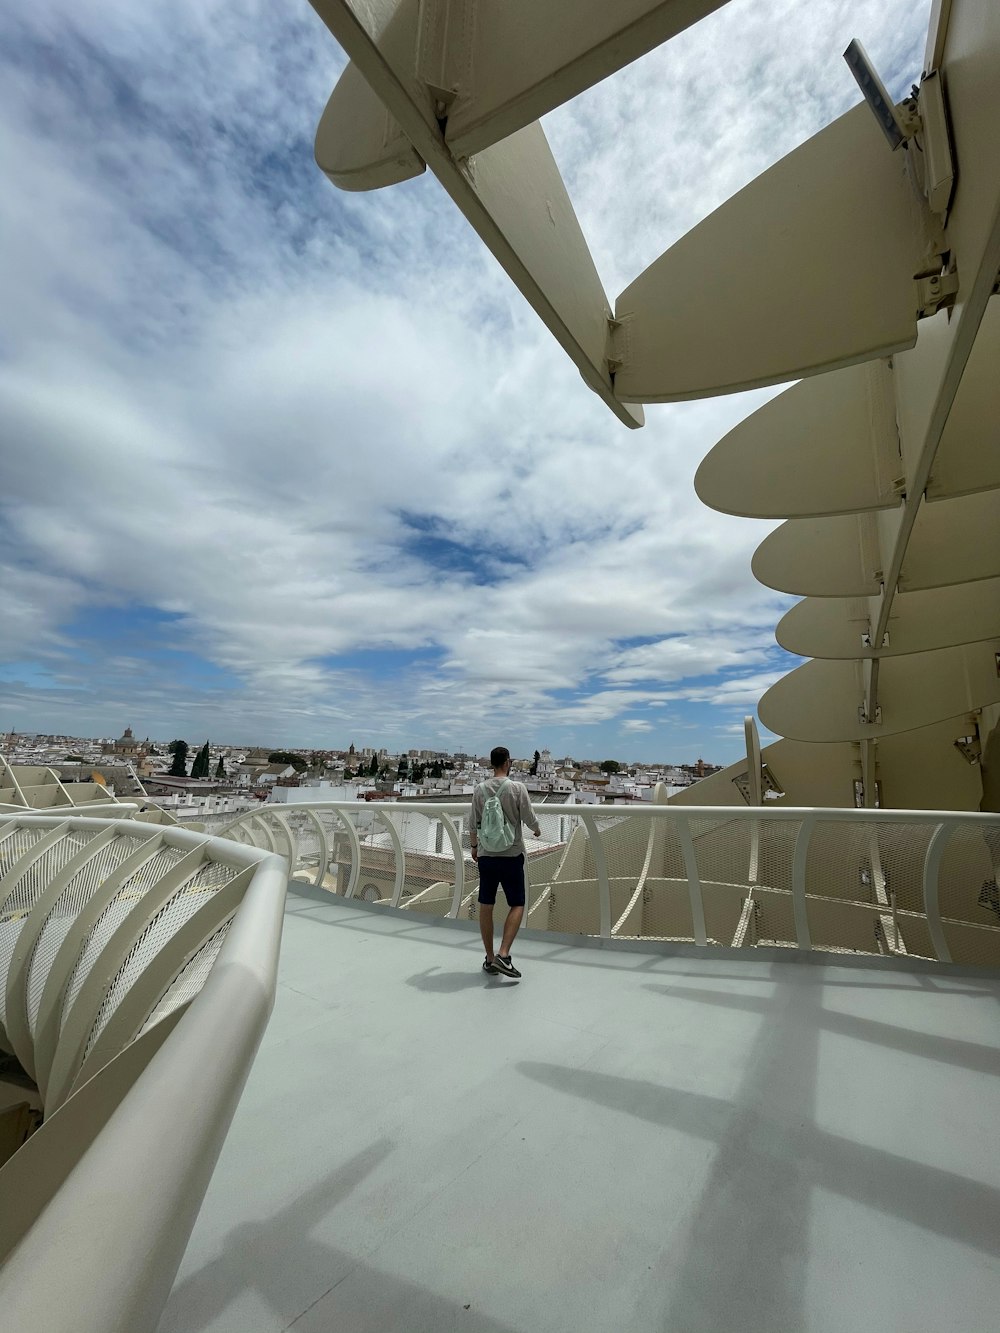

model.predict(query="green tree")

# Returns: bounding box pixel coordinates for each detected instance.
[215,755,226,779]
[368,754,379,776]
[599,759,621,775]
[429,761,443,779]
[343,767,354,780]
[397,755,409,776]
[530,749,540,776]
[268,751,307,772]
[411,764,425,783]
[190,741,210,779]
[168,741,189,777]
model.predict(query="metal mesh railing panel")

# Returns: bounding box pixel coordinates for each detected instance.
[939,823,1000,966]
[1,831,99,1025]
[137,916,234,1037]
[687,816,796,894]
[635,817,692,939]
[0,821,49,874]
[83,859,239,1057]
[24,835,145,1034]
[5,831,100,920]
[576,815,642,932]
[60,846,188,1027]
[546,877,602,935]
[0,825,48,874]
[805,819,937,956]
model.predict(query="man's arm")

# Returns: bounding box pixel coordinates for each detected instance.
[470,786,481,861]
[519,785,542,837]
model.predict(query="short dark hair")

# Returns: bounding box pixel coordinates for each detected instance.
[490,746,510,769]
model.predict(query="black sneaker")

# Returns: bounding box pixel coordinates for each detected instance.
[493,955,521,978]
[483,956,498,974]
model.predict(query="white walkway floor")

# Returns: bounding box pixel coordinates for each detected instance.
[161,887,1000,1333]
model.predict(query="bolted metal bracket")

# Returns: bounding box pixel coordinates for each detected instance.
[916,268,959,317]
[605,316,629,376]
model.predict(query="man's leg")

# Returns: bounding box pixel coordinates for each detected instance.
[479,904,495,960]
[498,855,526,960]
[499,904,523,958]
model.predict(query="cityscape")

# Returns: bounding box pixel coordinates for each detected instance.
[2,726,722,826]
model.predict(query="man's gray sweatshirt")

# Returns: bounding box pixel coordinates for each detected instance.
[471,777,541,857]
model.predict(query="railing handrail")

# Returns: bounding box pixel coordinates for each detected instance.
[1,811,278,871]
[233,799,1000,826]
[225,800,1000,968]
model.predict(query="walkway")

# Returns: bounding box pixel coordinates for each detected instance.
[161,886,1000,1332]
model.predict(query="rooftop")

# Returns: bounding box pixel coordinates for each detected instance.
[161,885,1000,1333]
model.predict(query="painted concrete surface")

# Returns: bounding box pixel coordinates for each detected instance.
[161,890,1000,1333]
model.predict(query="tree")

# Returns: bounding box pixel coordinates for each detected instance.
[429,761,443,779]
[343,767,354,780]
[190,741,211,779]
[411,764,425,783]
[599,759,621,775]
[530,749,540,776]
[215,755,226,779]
[397,755,409,776]
[169,741,189,777]
[368,754,379,776]
[268,751,307,772]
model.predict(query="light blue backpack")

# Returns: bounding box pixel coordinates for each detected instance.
[477,779,515,853]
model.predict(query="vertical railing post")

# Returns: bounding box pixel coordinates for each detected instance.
[304,811,329,888]
[253,814,278,854]
[273,811,298,870]
[922,821,953,963]
[791,815,816,950]
[439,814,466,918]
[676,814,708,947]
[331,810,362,899]
[579,812,611,938]
[376,811,407,907]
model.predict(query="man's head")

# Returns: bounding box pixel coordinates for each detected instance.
[490,745,511,774]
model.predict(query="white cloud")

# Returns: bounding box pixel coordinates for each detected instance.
[0,0,931,757]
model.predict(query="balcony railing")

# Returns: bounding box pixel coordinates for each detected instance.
[0,814,288,1332]
[223,800,1000,968]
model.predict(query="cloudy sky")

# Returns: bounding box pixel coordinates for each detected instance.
[0,0,929,760]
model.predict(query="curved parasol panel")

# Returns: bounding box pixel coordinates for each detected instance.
[752,514,882,598]
[695,359,901,518]
[925,298,1000,501]
[755,490,1000,597]
[443,0,729,158]
[759,642,1000,742]
[613,104,926,403]
[898,488,1000,591]
[316,60,425,191]
[777,580,1000,659]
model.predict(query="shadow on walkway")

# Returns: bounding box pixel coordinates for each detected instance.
[405,967,518,993]
[163,1138,517,1333]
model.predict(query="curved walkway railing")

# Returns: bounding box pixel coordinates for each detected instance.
[223,800,1000,968]
[0,814,288,1332]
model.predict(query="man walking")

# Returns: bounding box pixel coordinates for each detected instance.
[471,746,542,977]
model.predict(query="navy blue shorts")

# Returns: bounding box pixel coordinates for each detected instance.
[477,853,525,907]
